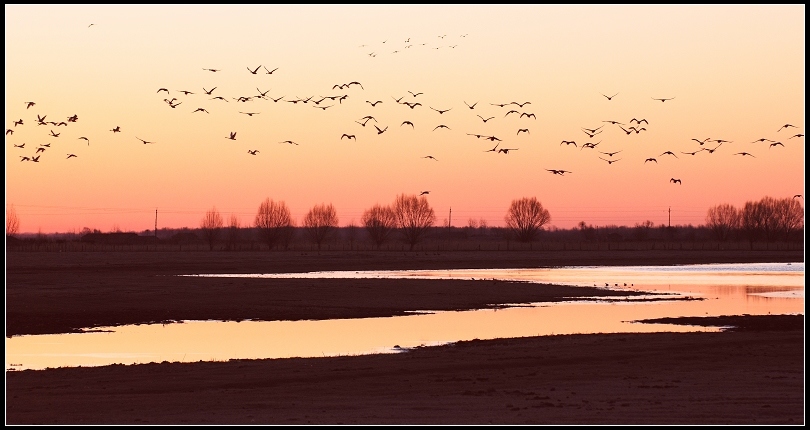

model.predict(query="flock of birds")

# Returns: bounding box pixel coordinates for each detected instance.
[7,31,805,197]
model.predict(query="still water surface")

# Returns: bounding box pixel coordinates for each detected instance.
[6,263,803,371]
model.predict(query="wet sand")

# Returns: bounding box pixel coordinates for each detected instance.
[5,249,805,424]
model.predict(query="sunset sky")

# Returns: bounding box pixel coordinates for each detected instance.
[5,5,805,234]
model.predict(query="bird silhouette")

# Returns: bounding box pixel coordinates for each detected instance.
[618,125,633,135]
[203,87,217,95]
[702,143,722,154]
[599,157,621,164]
[6,129,13,135]
[769,142,784,148]
[247,150,259,155]
[793,194,802,199]
[403,102,422,109]
[712,139,732,144]
[498,148,518,154]
[264,66,278,74]
[401,121,415,128]
[19,156,30,162]
[211,96,228,102]
[652,97,675,102]
[270,96,285,102]
[193,108,209,113]
[485,135,501,142]
[660,151,678,158]
[645,158,658,163]
[681,150,701,156]
[247,65,262,74]
[464,101,478,109]
[203,68,220,72]
[313,105,334,110]
[366,100,383,107]
[110,126,121,133]
[49,130,60,138]
[517,129,530,135]
[25,101,36,109]
[582,129,602,138]
[484,143,500,152]
[78,137,89,145]
[392,96,405,104]
[692,137,711,145]
[511,101,531,107]
[520,112,536,119]
[629,118,648,125]
[348,81,364,89]
[505,110,519,117]
[239,112,260,116]
[631,126,647,134]
[789,134,803,139]
[423,155,438,161]
[157,88,169,94]
[374,125,388,134]
[546,169,572,175]
[603,120,624,125]
[477,115,495,123]
[777,124,797,132]
[136,137,154,144]
[601,93,618,100]
[408,91,423,97]
[31,155,40,162]
[580,141,600,150]
[560,140,577,147]
[13,143,25,148]
[256,88,270,98]
[431,107,452,114]
[581,126,603,134]
[491,103,509,108]
[670,178,682,184]
[226,132,237,140]
[66,154,77,159]
[433,125,450,131]
[341,134,356,140]
[751,138,775,143]
[178,90,195,95]
[36,147,46,153]
[280,140,299,145]
[13,119,23,126]
[734,152,756,157]
[420,191,430,196]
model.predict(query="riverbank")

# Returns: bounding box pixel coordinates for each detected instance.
[5,249,805,424]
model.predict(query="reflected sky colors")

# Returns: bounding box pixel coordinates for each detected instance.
[6,263,802,371]
[5,5,804,233]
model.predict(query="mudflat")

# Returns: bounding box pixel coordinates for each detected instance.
[5,249,805,424]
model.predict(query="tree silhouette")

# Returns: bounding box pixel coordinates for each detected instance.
[705,203,740,241]
[774,197,804,241]
[254,198,293,251]
[393,194,436,251]
[740,200,767,249]
[200,206,224,250]
[362,203,397,249]
[303,203,339,251]
[6,204,20,238]
[226,213,240,251]
[504,197,551,243]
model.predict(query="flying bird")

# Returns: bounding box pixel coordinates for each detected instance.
[341,134,356,140]
[601,93,618,100]
[751,138,775,143]
[136,137,154,144]
[734,152,756,157]
[618,125,633,135]
[78,136,89,145]
[401,121,415,128]
[423,155,438,161]
[157,88,169,94]
[560,140,577,147]
[203,68,220,72]
[769,142,784,149]
[547,169,572,175]
[629,118,648,125]
[580,141,600,149]
[652,97,675,102]
[660,151,678,158]
[247,150,259,155]
[498,148,518,154]
[203,87,217,95]
[239,112,260,116]
[374,125,388,134]
[603,120,624,125]
[177,90,195,95]
[491,103,509,108]
[702,143,723,154]
[517,129,530,135]
[511,101,531,107]
[777,124,797,132]
[193,108,209,113]
[504,110,520,117]
[645,158,658,163]
[484,143,500,152]
[6,129,13,135]
[430,107,452,114]
[31,155,41,162]
[464,101,478,109]
[25,101,35,109]
[110,126,121,133]
[419,191,430,196]
[789,134,804,139]
[599,157,621,164]
[582,129,602,138]
[366,100,383,107]
[670,178,682,184]
[211,96,228,102]
[280,140,299,145]
[477,115,495,123]
[433,125,450,131]
[13,119,23,126]
[13,143,25,148]
[226,132,237,140]
[408,91,423,97]
[20,156,30,162]
[681,150,701,156]
[392,96,405,104]
[264,66,278,74]
[403,102,422,109]
[793,194,802,199]
[581,126,603,134]
[247,65,262,74]
[520,112,536,119]
[66,154,77,159]
[36,147,46,153]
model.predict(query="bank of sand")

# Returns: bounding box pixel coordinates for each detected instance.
[5,250,805,424]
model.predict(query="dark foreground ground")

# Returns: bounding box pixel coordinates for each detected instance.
[5,249,805,424]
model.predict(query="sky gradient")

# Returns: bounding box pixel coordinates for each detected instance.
[5,5,805,234]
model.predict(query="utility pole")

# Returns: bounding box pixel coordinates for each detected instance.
[155,208,158,239]
[448,207,452,240]
[668,206,671,228]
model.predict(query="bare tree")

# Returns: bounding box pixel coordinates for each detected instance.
[362,203,397,249]
[773,197,804,241]
[504,197,551,243]
[303,203,339,250]
[740,200,767,249]
[200,206,224,250]
[6,204,20,237]
[705,203,740,241]
[759,196,781,243]
[226,214,240,251]
[254,198,292,251]
[392,194,436,251]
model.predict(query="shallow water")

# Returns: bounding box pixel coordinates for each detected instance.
[6,262,803,371]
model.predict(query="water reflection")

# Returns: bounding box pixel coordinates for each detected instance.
[6,263,803,371]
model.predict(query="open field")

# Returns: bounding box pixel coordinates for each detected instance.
[5,249,805,424]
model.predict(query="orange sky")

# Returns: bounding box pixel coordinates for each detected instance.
[5,5,805,234]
